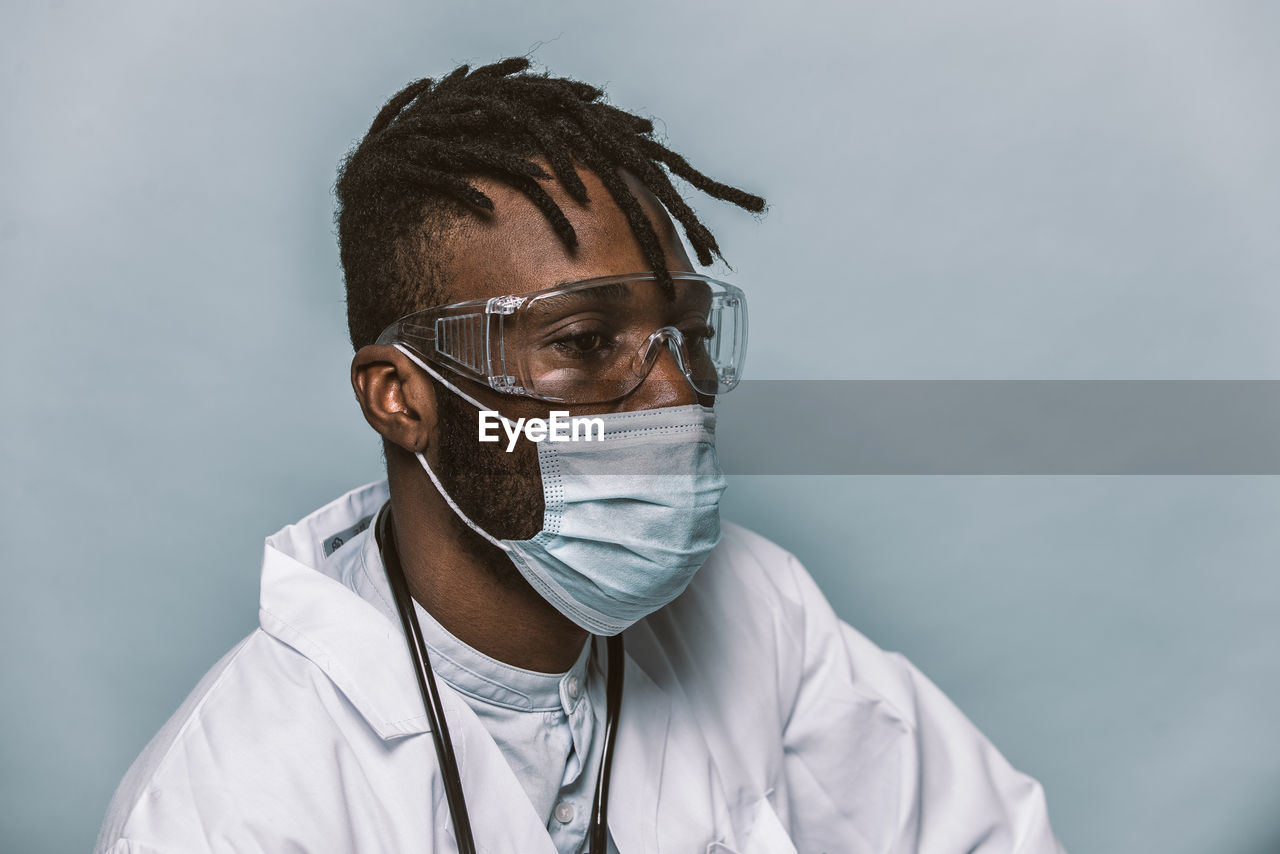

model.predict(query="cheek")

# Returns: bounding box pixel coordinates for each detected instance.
[435,395,547,540]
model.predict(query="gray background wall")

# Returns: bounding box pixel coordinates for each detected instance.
[3,1,1278,852]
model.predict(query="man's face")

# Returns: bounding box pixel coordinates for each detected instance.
[426,166,700,574]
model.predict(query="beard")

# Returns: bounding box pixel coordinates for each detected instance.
[431,380,546,590]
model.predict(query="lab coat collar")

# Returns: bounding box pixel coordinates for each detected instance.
[257,480,435,739]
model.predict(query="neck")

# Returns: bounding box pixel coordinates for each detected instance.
[385,463,589,674]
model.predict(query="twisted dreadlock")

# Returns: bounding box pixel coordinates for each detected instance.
[336,57,766,349]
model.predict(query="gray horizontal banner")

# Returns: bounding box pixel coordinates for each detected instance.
[715,381,1280,474]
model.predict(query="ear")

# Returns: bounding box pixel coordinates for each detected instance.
[351,345,438,454]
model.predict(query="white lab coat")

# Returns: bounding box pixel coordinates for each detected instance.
[96,481,1065,853]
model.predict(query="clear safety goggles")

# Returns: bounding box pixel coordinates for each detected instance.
[375,272,748,404]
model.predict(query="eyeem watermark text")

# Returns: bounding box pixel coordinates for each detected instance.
[479,410,606,452]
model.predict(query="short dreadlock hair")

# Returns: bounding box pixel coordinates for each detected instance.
[335,57,766,349]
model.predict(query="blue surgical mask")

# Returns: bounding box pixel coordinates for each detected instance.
[396,345,727,636]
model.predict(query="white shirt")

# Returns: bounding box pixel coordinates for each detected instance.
[96,480,1066,853]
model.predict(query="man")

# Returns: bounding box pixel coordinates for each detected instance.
[97,58,1064,853]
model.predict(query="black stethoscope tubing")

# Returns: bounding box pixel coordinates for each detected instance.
[376,505,623,854]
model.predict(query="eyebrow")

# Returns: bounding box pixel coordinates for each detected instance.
[531,282,634,314]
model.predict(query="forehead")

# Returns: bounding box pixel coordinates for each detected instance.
[437,166,693,303]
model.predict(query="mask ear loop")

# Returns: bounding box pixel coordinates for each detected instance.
[393,344,513,554]
[395,343,505,414]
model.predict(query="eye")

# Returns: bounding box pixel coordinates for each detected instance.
[552,331,610,354]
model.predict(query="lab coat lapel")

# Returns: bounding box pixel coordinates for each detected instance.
[608,644,735,853]
[436,685,560,854]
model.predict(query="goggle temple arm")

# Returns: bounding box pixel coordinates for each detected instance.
[629,326,699,394]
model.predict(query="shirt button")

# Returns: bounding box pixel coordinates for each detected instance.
[566,675,581,700]
[554,801,575,824]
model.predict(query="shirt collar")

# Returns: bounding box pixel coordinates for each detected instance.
[353,527,593,713]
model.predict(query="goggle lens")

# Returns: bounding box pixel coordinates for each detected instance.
[378,274,747,404]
